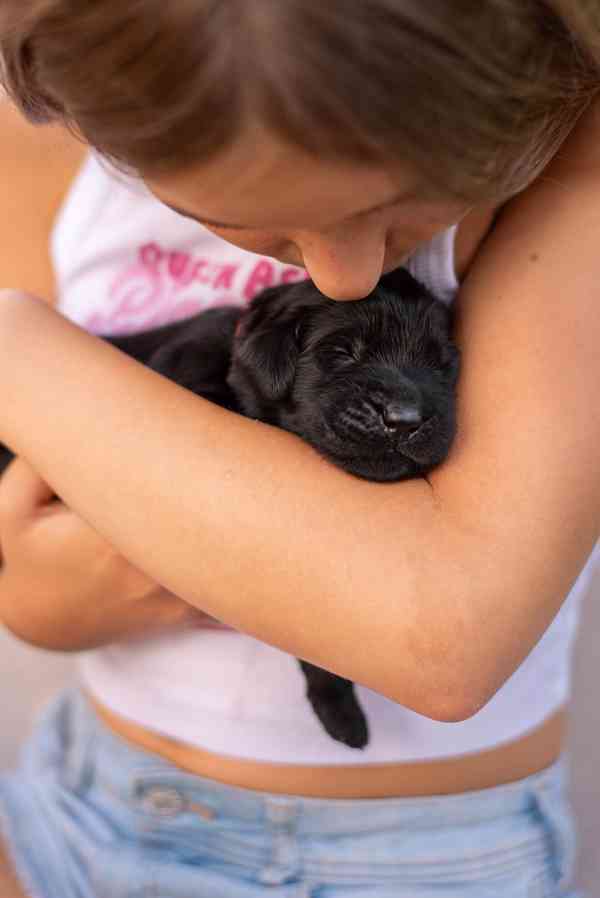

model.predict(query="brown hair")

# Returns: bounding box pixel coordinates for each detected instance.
[1,1,599,202]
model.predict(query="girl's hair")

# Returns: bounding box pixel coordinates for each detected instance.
[1,1,599,202]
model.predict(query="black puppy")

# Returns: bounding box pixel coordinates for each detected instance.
[0,268,460,748]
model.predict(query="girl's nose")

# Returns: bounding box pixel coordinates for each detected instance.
[295,224,386,301]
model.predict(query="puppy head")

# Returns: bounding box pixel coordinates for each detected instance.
[228,270,460,482]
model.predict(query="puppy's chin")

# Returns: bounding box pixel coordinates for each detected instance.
[393,414,456,467]
[323,451,420,483]
[288,406,453,475]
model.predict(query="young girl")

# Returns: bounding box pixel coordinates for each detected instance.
[0,2,599,896]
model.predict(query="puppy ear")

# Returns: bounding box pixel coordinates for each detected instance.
[241,325,299,401]
[233,282,316,403]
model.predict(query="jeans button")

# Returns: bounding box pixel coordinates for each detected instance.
[141,786,187,817]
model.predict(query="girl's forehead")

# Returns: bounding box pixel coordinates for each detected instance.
[145,130,422,233]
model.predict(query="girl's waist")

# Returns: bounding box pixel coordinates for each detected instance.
[88,691,568,799]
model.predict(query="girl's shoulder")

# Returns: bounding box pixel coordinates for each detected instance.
[0,100,87,303]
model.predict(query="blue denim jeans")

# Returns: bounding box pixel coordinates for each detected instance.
[0,687,585,897]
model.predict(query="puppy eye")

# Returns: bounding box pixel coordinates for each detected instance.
[331,346,353,363]
[332,341,362,362]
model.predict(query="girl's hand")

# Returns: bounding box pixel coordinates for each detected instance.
[0,457,230,651]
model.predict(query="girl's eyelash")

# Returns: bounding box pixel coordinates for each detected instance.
[200,219,245,231]
[355,200,399,220]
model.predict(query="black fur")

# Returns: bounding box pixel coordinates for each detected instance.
[0,268,460,749]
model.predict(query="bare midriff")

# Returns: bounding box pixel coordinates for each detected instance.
[89,693,567,799]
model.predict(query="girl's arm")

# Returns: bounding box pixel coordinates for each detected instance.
[1,104,599,721]
[0,99,217,650]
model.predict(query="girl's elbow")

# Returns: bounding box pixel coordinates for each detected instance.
[428,692,491,723]
[422,655,496,722]
[382,657,493,724]
[407,691,484,724]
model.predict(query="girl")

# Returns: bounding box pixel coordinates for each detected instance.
[0,2,598,895]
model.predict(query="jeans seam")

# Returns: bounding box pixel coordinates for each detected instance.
[532,786,577,893]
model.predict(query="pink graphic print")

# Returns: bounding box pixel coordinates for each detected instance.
[83,243,308,334]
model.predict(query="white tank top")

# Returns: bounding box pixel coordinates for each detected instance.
[53,153,596,764]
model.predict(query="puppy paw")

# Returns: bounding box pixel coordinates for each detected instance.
[313,691,370,749]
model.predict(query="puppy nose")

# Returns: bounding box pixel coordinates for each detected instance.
[382,402,422,431]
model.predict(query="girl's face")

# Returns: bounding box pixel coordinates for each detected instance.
[146,128,470,301]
